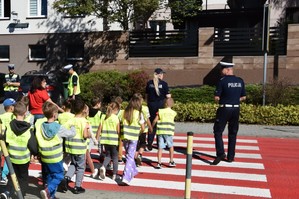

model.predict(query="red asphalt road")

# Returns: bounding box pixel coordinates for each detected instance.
[27,134,299,199]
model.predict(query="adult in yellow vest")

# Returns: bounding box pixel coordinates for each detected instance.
[3,64,20,101]
[63,64,81,100]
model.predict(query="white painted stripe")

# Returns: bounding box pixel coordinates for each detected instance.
[173,136,258,144]
[173,142,260,150]
[141,157,265,170]
[115,165,267,182]
[29,170,271,198]
[126,149,262,159]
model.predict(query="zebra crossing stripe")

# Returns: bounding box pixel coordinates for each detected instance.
[174,136,258,144]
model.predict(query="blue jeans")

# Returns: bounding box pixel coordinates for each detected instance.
[43,161,64,198]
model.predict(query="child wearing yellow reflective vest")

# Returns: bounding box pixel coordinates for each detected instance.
[97,102,120,180]
[57,99,74,172]
[37,102,76,199]
[152,97,177,169]
[2,101,38,197]
[61,99,91,194]
[135,102,153,167]
[88,97,105,167]
[121,93,145,185]
[0,98,16,186]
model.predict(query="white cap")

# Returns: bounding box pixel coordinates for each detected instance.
[220,61,234,68]
[63,64,73,70]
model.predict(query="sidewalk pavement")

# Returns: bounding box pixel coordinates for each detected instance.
[175,122,299,138]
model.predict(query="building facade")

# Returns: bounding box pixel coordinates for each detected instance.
[1,0,299,86]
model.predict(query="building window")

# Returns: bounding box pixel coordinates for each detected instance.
[66,44,84,61]
[0,45,9,61]
[29,45,46,61]
[28,0,47,17]
[0,0,10,18]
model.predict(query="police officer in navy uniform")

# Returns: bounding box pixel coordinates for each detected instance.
[146,68,171,151]
[3,64,20,101]
[212,61,246,165]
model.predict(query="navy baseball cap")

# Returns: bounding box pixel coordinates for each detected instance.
[3,98,16,107]
[220,61,234,69]
[154,68,166,74]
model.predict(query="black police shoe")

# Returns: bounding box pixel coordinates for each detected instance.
[211,154,226,165]
[73,186,86,194]
[58,177,70,193]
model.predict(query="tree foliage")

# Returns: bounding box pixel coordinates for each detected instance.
[53,0,161,30]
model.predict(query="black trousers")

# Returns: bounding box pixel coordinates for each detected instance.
[8,162,30,197]
[213,107,240,160]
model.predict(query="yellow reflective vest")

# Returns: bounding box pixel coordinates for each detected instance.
[64,117,88,155]
[141,105,150,133]
[0,112,14,131]
[35,122,63,164]
[156,107,177,136]
[67,72,80,96]
[58,112,75,126]
[4,74,19,91]
[122,110,141,141]
[100,114,119,146]
[88,111,105,136]
[6,124,31,164]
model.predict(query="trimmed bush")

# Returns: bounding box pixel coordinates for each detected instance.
[79,70,149,105]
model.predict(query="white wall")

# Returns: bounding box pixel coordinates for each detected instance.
[0,0,122,35]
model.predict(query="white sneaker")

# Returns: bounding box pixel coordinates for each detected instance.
[0,178,8,185]
[91,168,98,178]
[169,161,176,167]
[0,193,8,199]
[99,166,106,179]
[63,162,68,172]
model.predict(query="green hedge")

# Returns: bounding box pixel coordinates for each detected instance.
[172,103,299,125]
[78,70,299,125]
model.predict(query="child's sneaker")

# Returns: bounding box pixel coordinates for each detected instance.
[169,161,176,167]
[40,188,50,199]
[73,186,85,194]
[0,178,8,185]
[0,191,9,199]
[99,166,106,179]
[91,168,98,178]
[156,163,162,169]
[136,154,142,167]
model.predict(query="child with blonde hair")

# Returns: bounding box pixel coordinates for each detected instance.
[152,97,177,169]
[97,102,120,180]
[121,93,145,185]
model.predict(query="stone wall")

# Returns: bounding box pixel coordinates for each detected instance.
[91,25,299,86]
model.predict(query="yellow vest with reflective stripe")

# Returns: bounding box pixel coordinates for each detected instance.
[58,112,74,126]
[100,114,119,146]
[35,122,63,163]
[4,74,19,91]
[6,124,31,164]
[156,108,177,136]
[65,117,87,155]
[141,105,150,133]
[88,111,105,136]
[68,72,80,96]
[122,110,141,141]
[0,112,14,131]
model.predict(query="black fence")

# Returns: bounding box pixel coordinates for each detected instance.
[129,26,286,58]
[214,26,287,56]
[129,30,198,57]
